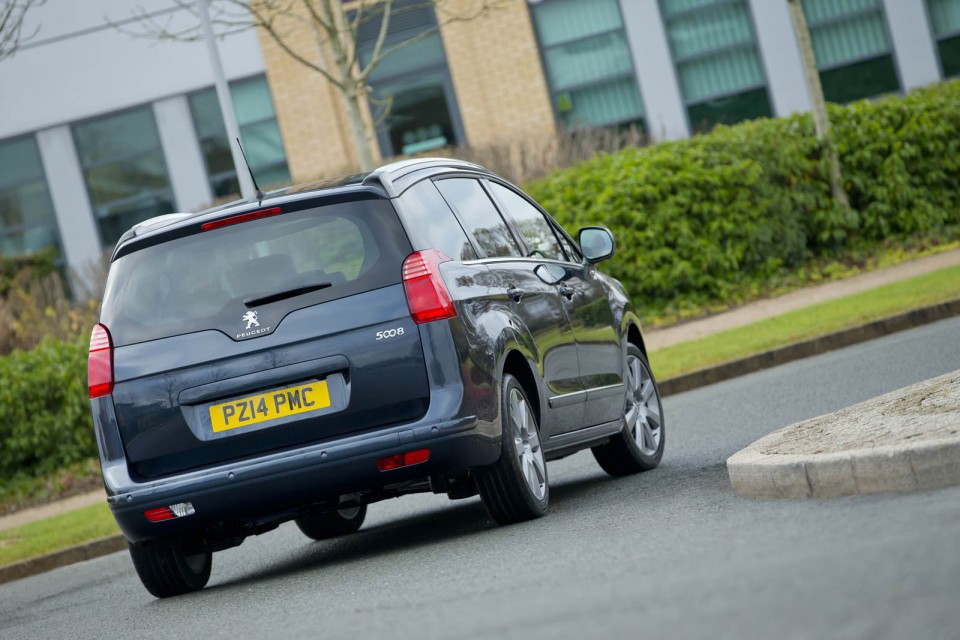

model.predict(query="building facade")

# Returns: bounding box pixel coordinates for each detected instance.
[1,0,958,281]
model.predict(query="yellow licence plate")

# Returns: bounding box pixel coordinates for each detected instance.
[209,380,331,433]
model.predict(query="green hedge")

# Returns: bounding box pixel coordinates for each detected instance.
[527,81,960,315]
[0,338,93,479]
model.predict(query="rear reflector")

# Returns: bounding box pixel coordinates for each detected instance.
[377,448,430,471]
[201,207,282,231]
[402,250,455,324]
[88,323,114,399]
[144,502,195,522]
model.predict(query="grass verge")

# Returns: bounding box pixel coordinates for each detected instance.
[649,264,960,380]
[0,503,118,567]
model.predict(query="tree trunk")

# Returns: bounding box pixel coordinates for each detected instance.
[787,0,849,209]
[342,86,377,171]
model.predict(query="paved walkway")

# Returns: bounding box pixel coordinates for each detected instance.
[644,247,960,350]
[3,247,960,531]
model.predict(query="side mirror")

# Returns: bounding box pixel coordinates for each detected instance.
[578,226,615,264]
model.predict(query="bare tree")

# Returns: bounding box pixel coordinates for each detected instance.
[122,0,506,171]
[0,0,46,62]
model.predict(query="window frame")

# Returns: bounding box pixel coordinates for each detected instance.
[482,179,578,265]
[528,0,645,130]
[187,74,291,198]
[0,134,62,258]
[71,104,176,246]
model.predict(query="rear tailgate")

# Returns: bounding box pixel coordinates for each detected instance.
[100,196,430,480]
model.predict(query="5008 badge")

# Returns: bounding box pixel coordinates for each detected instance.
[376,327,405,340]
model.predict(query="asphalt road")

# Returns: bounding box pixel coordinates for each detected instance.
[4,317,960,640]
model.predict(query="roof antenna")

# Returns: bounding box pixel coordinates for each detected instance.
[236,137,265,204]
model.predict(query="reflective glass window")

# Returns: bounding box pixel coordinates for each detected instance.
[355,0,463,157]
[660,0,772,130]
[73,107,175,246]
[928,0,960,76]
[0,136,59,257]
[531,0,644,129]
[188,75,291,198]
[802,0,900,102]
[434,179,519,259]
[487,183,564,262]
[395,180,478,261]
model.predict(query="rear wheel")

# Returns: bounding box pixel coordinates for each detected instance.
[295,504,367,541]
[128,536,212,598]
[476,373,549,525]
[592,345,665,476]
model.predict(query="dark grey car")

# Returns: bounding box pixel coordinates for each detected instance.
[88,158,665,598]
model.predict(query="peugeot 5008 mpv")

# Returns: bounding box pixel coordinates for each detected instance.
[88,158,665,597]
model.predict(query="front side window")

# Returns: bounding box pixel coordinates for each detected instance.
[487,183,565,262]
[0,136,59,258]
[189,75,291,198]
[434,179,519,258]
[531,0,644,130]
[802,0,900,102]
[660,0,772,131]
[73,107,175,246]
[928,0,960,77]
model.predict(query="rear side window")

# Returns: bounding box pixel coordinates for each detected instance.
[101,198,410,345]
[394,180,478,261]
[487,182,565,261]
[434,178,519,258]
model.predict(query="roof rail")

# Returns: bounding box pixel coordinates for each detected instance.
[363,157,489,197]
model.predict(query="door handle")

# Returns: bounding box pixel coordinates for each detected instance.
[558,284,575,299]
[506,286,523,302]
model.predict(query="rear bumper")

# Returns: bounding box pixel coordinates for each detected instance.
[105,415,499,543]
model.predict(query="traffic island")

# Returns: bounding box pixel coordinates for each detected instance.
[727,370,960,498]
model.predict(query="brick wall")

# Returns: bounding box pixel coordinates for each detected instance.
[257,0,555,182]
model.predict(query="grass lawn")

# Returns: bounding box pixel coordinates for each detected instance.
[0,503,119,567]
[649,264,960,380]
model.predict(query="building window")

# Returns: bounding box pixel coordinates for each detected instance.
[802,0,900,103]
[530,0,644,130]
[660,0,772,131]
[928,0,960,77]
[357,0,464,157]
[73,107,175,246]
[189,75,291,198]
[0,136,59,258]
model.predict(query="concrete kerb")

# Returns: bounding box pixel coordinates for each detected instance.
[0,534,126,585]
[2,297,959,585]
[727,370,960,499]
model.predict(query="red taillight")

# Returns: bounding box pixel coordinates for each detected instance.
[144,502,195,522]
[201,207,282,231]
[377,448,431,471]
[402,250,455,324]
[88,323,114,399]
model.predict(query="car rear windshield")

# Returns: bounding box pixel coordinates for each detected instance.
[101,197,411,346]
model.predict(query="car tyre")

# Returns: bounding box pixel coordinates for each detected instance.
[592,344,665,476]
[295,504,367,541]
[128,536,212,598]
[476,373,549,525]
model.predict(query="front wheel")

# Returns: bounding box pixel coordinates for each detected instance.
[128,536,212,598]
[592,345,665,476]
[476,373,549,525]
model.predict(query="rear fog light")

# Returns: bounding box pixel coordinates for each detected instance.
[377,448,431,471]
